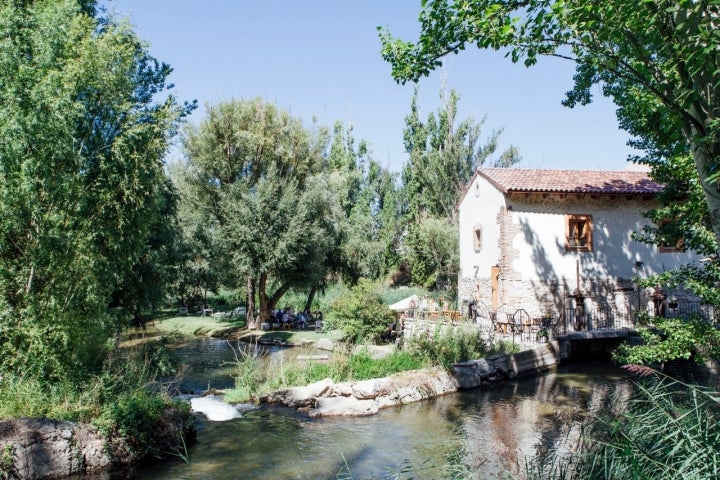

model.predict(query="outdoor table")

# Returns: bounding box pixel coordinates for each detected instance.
[496,319,511,334]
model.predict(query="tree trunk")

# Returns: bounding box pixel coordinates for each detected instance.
[304,285,318,313]
[246,276,257,329]
[690,139,720,248]
[258,273,271,322]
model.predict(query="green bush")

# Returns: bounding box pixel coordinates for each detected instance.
[95,390,167,452]
[406,326,490,369]
[613,317,720,365]
[325,280,396,345]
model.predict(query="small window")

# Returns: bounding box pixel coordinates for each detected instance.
[658,219,684,253]
[566,214,592,252]
[473,225,482,252]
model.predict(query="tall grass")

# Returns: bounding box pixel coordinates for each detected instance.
[525,366,720,480]
[404,325,496,369]
[0,337,183,420]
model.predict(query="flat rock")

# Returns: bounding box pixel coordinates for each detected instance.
[310,396,379,418]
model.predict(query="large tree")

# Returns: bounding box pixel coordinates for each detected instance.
[181,98,338,328]
[328,122,404,285]
[0,0,190,381]
[403,87,519,224]
[379,0,720,247]
[401,87,519,289]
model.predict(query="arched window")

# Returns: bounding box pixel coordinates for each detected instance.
[473,225,482,252]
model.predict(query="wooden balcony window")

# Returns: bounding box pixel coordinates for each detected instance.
[566,214,592,252]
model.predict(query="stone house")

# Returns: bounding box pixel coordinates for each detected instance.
[457,168,698,323]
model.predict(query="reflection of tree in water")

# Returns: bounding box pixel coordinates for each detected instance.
[531,369,634,471]
[445,366,633,478]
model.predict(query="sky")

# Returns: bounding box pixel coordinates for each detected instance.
[103,0,640,173]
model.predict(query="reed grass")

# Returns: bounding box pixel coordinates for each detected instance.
[525,366,720,480]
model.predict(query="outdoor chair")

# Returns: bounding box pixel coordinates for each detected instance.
[489,312,498,335]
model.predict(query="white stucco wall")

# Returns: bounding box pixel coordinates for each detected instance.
[458,174,505,282]
[507,196,695,284]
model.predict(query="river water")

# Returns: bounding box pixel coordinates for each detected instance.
[123,337,632,480]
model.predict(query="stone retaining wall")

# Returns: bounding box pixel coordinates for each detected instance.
[0,418,111,480]
[260,342,561,417]
[0,407,194,480]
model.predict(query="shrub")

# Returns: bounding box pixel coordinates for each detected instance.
[325,280,396,345]
[94,390,193,461]
[613,317,720,365]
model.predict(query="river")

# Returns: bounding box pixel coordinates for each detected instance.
[121,337,632,480]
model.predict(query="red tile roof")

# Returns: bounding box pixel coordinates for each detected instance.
[479,168,662,195]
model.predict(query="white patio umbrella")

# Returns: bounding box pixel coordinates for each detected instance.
[388,295,419,311]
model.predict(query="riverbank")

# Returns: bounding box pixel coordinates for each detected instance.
[134,314,343,346]
[259,341,561,417]
[0,405,195,480]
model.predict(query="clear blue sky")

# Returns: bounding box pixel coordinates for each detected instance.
[104,0,638,172]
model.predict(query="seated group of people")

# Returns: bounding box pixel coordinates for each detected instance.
[270,307,313,329]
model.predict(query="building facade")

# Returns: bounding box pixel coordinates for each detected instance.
[458,168,697,323]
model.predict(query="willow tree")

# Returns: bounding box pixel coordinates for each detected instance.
[0,0,190,382]
[181,98,339,328]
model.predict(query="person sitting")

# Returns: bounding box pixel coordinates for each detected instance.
[281,308,293,329]
[382,321,398,343]
[295,311,307,329]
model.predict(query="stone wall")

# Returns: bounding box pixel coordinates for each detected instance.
[0,418,111,480]
[0,407,195,480]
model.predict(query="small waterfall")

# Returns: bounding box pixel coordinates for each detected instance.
[190,395,250,421]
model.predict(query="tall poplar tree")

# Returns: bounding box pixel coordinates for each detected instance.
[401,87,519,288]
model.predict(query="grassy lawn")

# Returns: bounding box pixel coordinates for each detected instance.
[150,314,245,337]
[143,312,343,345]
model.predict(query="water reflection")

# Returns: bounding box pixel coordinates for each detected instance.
[132,338,631,479]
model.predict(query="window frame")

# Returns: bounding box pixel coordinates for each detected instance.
[565,214,593,252]
[473,225,482,253]
[658,218,684,253]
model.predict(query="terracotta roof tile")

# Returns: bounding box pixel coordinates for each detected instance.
[479,168,662,195]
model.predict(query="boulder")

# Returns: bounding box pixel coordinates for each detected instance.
[316,338,335,351]
[263,378,334,407]
[350,379,379,400]
[310,396,379,418]
[0,407,195,480]
[452,358,497,389]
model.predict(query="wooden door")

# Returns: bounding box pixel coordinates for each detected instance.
[490,265,500,312]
